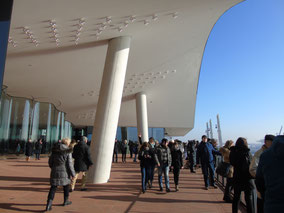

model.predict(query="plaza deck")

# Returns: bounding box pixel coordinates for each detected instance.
[0,156,244,213]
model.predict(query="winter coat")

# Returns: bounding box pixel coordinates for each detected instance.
[72,141,93,172]
[219,147,234,178]
[113,142,118,153]
[229,145,254,190]
[171,149,183,168]
[256,136,284,213]
[155,146,172,167]
[120,142,128,153]
[25,142,33,156]
[48,143,75,186]
[187,141,197,157]
[138,147,154,168]
[250,145,268,199]
[197,142,221,164]
[34,141,42,154]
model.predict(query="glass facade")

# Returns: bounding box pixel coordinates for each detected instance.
[0,91,72,154]
[117,127,164,142]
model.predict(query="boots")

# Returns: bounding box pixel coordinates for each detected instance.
[63,197,72,206]
[45,200,52,211]
[175,185,179,191]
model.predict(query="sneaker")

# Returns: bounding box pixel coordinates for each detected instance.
[212,184,218,189]
[205,186,209,190]
[191,171,196,173]
[159,188,163,192]
[80,188,87,191]
[175,185,179,191]
[63,200,72,206]
[166,188,171,192]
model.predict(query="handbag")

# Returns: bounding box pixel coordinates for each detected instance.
[216,161,231,177]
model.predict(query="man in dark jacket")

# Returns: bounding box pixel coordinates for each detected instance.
[197,135,221,190]
[70,136,93,191]
[187,140,197,173]
[113,139,118,163]
[256,135,284,213]
[34,139,43,160]
[155,138,172,192]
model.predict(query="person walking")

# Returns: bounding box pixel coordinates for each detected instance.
[219,140,234,203]
[34,139,43,160]
[113,139,118,163]
[121,140,128,163]
[138,142,153,193]
[45,138,75,211]
[196,135,221,190]
[187,140,197,173]
[25,139,33,161]
[171,141,184,191]
[230,137,254,213]
[147,137,156,188]
[70,136,93,191]
[155,138,172,192]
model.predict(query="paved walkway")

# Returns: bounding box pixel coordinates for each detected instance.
[0,156,242,213]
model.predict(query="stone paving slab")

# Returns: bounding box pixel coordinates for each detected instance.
[0,156,242,213]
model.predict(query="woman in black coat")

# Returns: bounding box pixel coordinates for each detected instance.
[229,137,254,213]
[171,142,184,191]
[45,138,75,211]
[138,142,153,193]
[25,139,33,161]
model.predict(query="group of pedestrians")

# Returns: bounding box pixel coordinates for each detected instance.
[138,137,184,193]
[112,139,139,163]
[45,136,93,211]
[43,133,284,213]
[25,138,43,161]
[216,134,283,213]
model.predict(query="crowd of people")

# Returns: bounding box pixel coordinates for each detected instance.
[134,134,284,213]
[41,133,284,213]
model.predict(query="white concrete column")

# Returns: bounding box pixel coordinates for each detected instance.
[89,36,131,184]
[136,92,149,143]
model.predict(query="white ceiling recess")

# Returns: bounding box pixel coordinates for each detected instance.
[4,0,244,136]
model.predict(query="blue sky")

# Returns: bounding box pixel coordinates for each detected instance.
[177,0,284,145]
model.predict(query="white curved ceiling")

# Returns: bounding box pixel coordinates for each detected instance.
[4,0,243,136]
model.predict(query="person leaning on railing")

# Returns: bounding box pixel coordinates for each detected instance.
[229,137,254,213]
[249,134,275,213]
[219,140,234,203]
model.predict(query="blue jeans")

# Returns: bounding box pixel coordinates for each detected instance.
[133,154,137,162]
[141,166,151,191]
[158,165,170,190]
[201,161,215,187]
